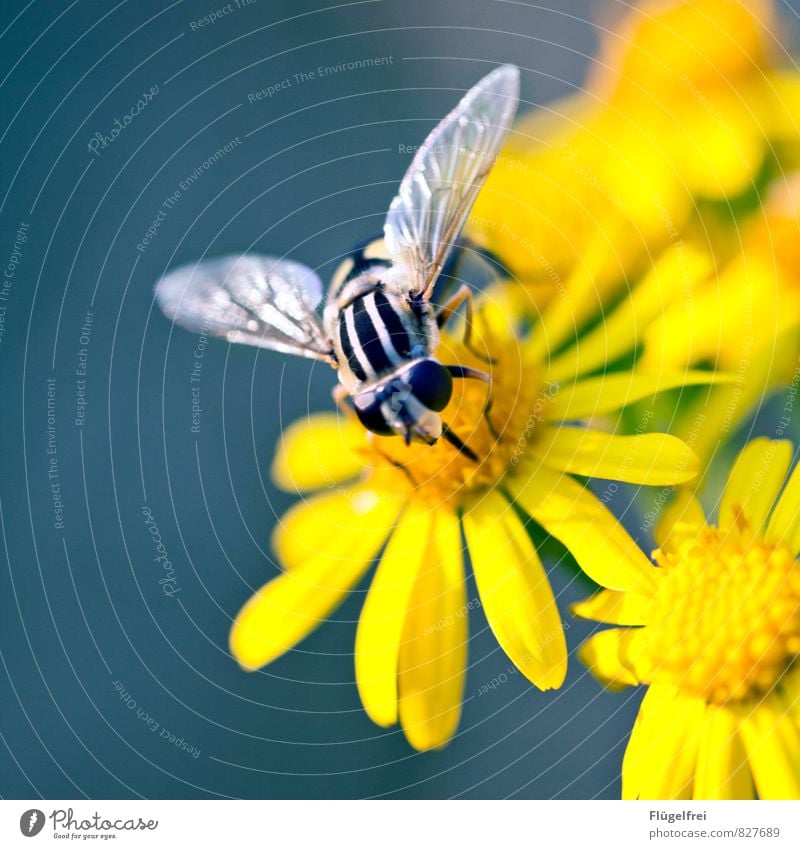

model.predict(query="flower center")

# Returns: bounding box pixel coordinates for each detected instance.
[357,304,549,508]
[642,525,800,704]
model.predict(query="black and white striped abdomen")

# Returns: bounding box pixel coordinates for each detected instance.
[336,288,421,383]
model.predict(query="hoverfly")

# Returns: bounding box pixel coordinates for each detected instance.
[155,65,519,455]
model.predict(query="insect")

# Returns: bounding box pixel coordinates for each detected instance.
[155,65,520,455]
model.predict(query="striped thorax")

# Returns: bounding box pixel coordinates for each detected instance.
[325,242,447,444]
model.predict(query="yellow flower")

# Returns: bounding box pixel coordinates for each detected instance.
[635,175,800,461]
[543,169,799,464]
[538,173,800,465]
[574,438,800,799]
[230,284,709,750]
[638,175,800,369]
[468,0,800,349]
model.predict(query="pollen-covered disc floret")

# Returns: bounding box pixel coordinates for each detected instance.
[360,310,549,508]
[642,526,800,704]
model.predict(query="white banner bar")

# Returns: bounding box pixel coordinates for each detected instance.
[1,800,799,848]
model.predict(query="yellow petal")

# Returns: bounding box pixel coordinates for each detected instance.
[669,329,796,470]
[720,439,793,534]
[756,71,800,140]
[468,96,606,288]
[545,245,714,385]
[527,229,627,363]
[592,0,774,106]
[546,245,714,385]
[398,508,467,750]
[230,488,400,670]
[462,491,567,690]
[623,685,706,800]
[532,426,699,486]
[230,559,370,670]
[549,370,728,422]
[738,696,800,799]
[766,461,800,552]
[572,589,651,626]
[694,705,755,800]
[271,413,365,493]
[355,504,434,728]
[274,487,402,571]
[654,490,707,553]
[231,561,376,669]
[578,628,642,689]
[509,462,656,592]
[782,666,800,725]
[676,100,762,198]
[641,258,778,373]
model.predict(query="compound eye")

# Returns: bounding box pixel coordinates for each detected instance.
[353,391,394,436]
[406,359,453,412]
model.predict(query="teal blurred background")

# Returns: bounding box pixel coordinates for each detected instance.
[2,0,799,799]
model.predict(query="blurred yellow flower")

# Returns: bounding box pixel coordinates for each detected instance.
[575,438,800,799]
[638,175,800,460]
[468,0,800,353]
[640,177,800,376]
[545,173,800,462]
[230,285,709,750]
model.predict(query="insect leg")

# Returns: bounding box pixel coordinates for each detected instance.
[364,432,420,488]
[445,365,490,383]
[435,283,470,327]
[435,284,494,363]
[446,364,499,439]
[331,384,358,422]
[440,423,479,461]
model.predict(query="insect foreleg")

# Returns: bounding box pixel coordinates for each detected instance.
[332,384,358,422]
[440,424,479,461]
[435,283,472,330]
[364,432,420,487]
[435,284,494,364]
[445,364,498,439]
[445,364,489,383]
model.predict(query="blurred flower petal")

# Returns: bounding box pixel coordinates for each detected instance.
[695,705,754,800]
[623,685,706,800]
[720,438,792,534]
[577,627,643,687]
[766,462,800,552]
[654,489,707,552]
[572,590,651,627]
[550,370,728,422]
[272,412,365,492]
[738,695,800,799]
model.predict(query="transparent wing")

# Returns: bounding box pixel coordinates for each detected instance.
[383,64,520,298]
[154,254,334,363]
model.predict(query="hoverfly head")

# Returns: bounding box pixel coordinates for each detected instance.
[353,359,451,445]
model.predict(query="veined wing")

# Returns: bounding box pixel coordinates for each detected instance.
[383,64,520,298]
[154,254,334,363]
